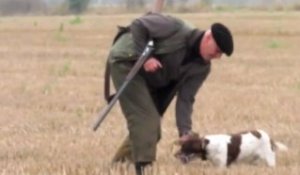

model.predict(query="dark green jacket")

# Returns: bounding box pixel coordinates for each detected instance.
[109,13,211,136]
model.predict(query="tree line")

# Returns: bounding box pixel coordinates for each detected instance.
[0,0,90,15]
[0,0,299,15]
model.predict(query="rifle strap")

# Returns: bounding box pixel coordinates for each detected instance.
[104,26,130,104]
[104,61,114,103]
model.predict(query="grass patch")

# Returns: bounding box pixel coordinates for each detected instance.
[49,62,72,77]
[54,32,67,42]
[42,83,52,95]
[58,61,72,77]
[296,82,300,91]
[59,23,64,32]
[267,40,281,49]
[54,23,68,42]
[69,16,82,25]
[76,108,83,118]
[43,82,56,95]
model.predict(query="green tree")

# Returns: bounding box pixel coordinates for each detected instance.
[68,0,90,14]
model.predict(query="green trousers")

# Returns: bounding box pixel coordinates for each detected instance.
[110,59,161,162]
[111,87,178,163]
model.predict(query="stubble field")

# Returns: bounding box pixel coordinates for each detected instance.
[0,12,299,175]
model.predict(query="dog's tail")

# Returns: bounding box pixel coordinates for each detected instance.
[272,141,288,152]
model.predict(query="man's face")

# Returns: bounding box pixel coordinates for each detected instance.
[200,30,223,61]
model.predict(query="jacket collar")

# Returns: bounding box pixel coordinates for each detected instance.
[187,29,204,50]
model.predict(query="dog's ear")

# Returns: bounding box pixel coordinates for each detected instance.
[174,131,200,145]
[201,138,209,149]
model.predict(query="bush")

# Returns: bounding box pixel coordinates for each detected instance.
[68,0,90,14]
[292,4,300,11]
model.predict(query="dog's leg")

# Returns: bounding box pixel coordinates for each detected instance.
[259,145,276,167]
[265,151,276,167]
[258,134,277,167]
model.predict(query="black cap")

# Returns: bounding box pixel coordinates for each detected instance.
[211,23,234,56]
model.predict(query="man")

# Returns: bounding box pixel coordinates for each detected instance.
[106,12,233,175]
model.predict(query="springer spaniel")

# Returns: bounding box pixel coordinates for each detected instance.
[175,130,288,167]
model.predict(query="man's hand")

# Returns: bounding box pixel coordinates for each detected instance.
[174,131,199,164]
[143,57,162,72]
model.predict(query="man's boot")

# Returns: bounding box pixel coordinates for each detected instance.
[112,135,133,163]
[135,162,152,175]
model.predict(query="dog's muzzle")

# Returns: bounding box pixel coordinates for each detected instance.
[174,152,197,164]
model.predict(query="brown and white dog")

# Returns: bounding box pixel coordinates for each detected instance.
[175,130,288,167]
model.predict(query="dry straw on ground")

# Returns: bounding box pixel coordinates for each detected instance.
[0,12,299,175]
